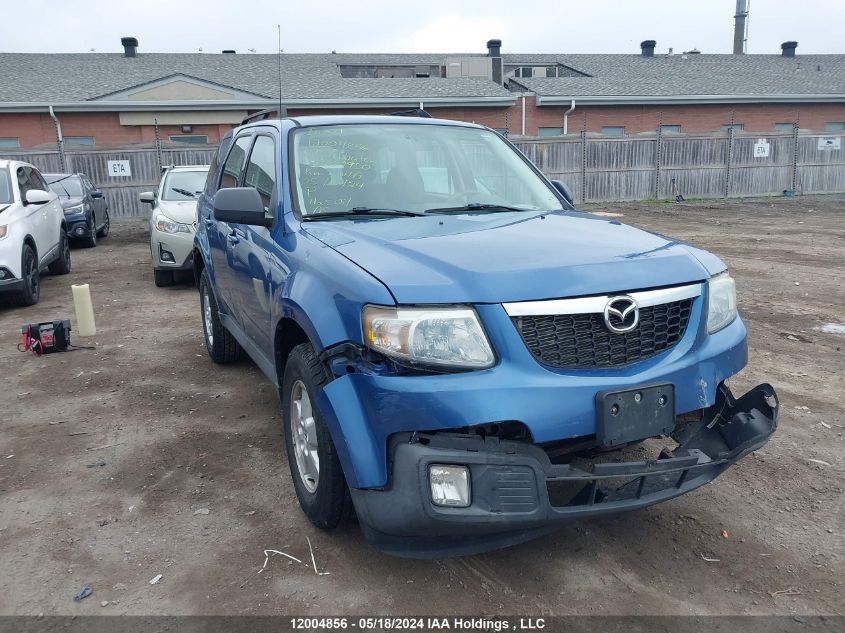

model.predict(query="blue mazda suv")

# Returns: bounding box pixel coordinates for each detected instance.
[193,114,777,557]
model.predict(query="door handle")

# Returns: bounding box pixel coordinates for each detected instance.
[227,230,240,245]
[203,217,214,226]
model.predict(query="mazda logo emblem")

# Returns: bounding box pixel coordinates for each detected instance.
[604,296,639,334]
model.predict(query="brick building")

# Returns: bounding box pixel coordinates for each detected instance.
[1,38,843,150]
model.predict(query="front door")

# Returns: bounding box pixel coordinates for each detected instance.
[231,133,278,352]
[208,134,252,319]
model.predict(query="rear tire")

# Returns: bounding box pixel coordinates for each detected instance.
[199,268,243,363]
[282,342,352,530]
[153,269,174,287]
[47,229,71,275]
[96,210,110,238]
[12,244,40,306]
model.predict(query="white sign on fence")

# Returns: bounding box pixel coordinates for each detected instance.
[107,160,132,177]
[753,138,770,158]
[818,137,841,151]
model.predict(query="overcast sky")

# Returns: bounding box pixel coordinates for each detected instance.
[2,0,843,55]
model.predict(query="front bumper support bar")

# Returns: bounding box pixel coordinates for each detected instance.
[350,383,778,558]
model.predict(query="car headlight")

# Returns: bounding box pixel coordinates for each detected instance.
[363,305,495,369]
[0,225,7,239]
[707,271,737,334]
[154,213,191,234]
[65,204,85,215]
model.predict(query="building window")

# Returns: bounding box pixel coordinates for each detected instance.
[169,134,210,145]
[824,122,845,132]
[65,136,95,146]
[721,124,744,133]
[660,125,682,134]
[0,137,20,149]
[539,127,563,137]
[601,126,625,137]
[774,123,795,133]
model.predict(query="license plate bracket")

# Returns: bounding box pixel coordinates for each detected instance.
[596,383,675,447]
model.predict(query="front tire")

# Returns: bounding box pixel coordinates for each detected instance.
[96,210,110,238]
[13,244,40,306]
[81,217,97,248]
[199,268,243,363]
[48,229,71,275]
[282,343,352,530]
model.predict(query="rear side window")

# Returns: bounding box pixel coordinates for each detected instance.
[243,135,277,211]
[219,136,252,190]
[205,134,234,195]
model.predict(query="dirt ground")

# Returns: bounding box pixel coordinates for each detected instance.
[0,195,842,617]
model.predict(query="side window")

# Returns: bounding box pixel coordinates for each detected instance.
[243,135,277,211]
[29,169,48,192]
[205,134,234,195]
[219,136,252,190]
[16,167,33,199]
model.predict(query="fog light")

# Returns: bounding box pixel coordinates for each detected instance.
[0,268,9,279]
[429,464,470,507]
[74,226,86,236]
[160,248,175,263]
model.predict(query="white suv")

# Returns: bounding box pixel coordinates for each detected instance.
[0,159,71,305]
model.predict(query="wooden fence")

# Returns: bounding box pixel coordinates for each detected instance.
[514,130,845,203]
[2,130,843,216]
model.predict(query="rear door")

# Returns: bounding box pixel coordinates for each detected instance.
[207,134,252,319]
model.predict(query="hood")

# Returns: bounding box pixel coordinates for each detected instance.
[157,200,198,224]
[302,211,725,304]
[58,196,85,210]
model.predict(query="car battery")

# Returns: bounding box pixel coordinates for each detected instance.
[19,320,72,355]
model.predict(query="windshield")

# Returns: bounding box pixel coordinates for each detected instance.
[162,170,207,200]
[47,175,83,197]
[0,168,11,204]
[291,124,562,217]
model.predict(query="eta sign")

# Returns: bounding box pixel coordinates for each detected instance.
[107,160,131,177]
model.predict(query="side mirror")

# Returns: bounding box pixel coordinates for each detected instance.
[213,188,272,227]
[139,191,155,204]
[25,190,51,206]
[90,190,104,199]
[551,180,574,206]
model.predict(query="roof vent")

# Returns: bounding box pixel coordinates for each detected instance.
[121,37,138,58]
[222,49,236,54]
[486,39,502,57]
[640,40,656,57]
[684,48,701,55]
[781,41,798,57]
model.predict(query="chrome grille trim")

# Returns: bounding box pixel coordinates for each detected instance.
[502,283,703,317]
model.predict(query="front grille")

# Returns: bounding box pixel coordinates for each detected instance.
[512,298,693,369]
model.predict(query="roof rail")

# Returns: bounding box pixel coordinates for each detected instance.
[389,108,432,118]
[241,108,286,125]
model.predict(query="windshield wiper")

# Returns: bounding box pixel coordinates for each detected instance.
[170,187,198,198]
[424,203,536,214]
[302,207,424,221]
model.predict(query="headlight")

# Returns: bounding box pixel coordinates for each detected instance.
[0,225,7,239]
[363,305,495,369]
[65,204,85,214]
[154,213,191,234]
[707,271,737,334]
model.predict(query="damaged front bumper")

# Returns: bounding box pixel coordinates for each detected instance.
[350,383,778,558]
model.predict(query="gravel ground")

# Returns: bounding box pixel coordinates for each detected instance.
[0,194,842,616]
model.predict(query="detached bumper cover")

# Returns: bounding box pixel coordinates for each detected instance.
[350,383,778,558]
